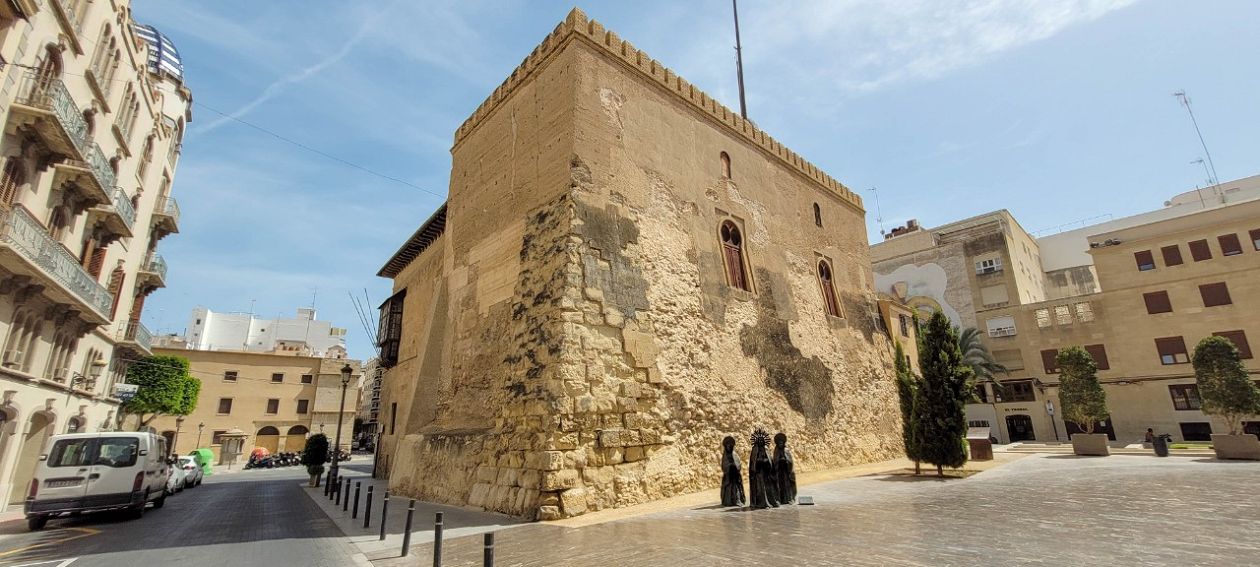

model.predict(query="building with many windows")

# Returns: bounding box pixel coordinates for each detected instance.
[0,1,190,508]
[375,8,903,521]
[184,306,349,358]
[872,175,1260,444]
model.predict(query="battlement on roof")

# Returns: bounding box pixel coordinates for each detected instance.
[452,7,862,210]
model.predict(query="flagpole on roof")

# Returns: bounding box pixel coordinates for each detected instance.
[732,0,748,120]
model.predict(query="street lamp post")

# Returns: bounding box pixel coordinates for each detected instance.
[330,364,353,484]
[195,422,205,450]
[1046,400,1060,441]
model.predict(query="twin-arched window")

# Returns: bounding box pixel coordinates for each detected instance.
[720,221,750,291]
[818,259,842,318]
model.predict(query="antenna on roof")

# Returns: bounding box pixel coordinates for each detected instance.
[1190,158,1210,207]
[869,186,885,236]
[1173,90,1221,195]
[732,0,748,119]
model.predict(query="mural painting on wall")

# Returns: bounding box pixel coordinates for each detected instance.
[873,263,962,325]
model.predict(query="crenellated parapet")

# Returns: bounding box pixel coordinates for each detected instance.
[453,8,863,210]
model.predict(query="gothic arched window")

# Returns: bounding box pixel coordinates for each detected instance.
[720,221,750,291]
[818,259,842,318]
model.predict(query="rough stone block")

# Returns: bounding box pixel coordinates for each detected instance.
[624,446,644,462]
[541,469,580,491]
[520,469,542,489]
[597,429,623,447]
[542,450,565,471]
[476,466,499,484]
[538,505,562,521]
[560,487,589,516]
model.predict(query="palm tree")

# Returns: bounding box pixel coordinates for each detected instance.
[958,327,1009,399]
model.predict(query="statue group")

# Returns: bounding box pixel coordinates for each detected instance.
[720,428,796,508]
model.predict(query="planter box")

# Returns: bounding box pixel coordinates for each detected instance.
[1211,434,1260,460]
[1071,433,1110,456]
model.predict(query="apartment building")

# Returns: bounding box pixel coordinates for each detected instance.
[147,348,362,462]
[184,306,349,357]
[872,175,1260,443]
[0,1,190,508]
[355,357,381,440]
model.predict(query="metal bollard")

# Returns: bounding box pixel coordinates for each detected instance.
[324,469,332,496]
[433,511,443,566]
[401,499,416,557]
[352,481,362,519]
[379,491,389,541]
[343,477,352,512]
[334,474,342,505]
[483,532,494,567]
[363,486,374,529]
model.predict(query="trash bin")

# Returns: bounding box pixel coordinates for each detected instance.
[1153,434,1172,457]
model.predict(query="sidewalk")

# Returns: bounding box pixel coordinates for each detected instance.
[299,465,525,560]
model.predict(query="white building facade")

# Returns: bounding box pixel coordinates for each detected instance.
[0,1,191,509]
[184,307,348,358]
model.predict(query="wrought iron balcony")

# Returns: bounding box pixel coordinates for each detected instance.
[119,320,153,354]
[83,142,116,195]
[89,187,136,240]
[0,207,113,322]
[11,74,88,159]
[138,253,167,288]
[153,196,180,235]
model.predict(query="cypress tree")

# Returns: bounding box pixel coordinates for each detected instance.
[1193,336,1260,435]
[894,340,922,473]
[915,311,972,476]
[1057,346,1108,434]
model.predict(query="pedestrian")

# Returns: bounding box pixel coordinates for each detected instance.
[1144,428,1154,444]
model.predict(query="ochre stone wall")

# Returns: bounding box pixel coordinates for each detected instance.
[381,8,902,520]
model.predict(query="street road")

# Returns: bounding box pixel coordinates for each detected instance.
[0,465,361,567]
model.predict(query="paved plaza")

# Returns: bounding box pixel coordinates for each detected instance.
[370,455,1259,566]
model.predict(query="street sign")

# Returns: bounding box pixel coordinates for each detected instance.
[114,383,138,402]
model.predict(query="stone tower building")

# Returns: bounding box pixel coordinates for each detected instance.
[376,8,902,520]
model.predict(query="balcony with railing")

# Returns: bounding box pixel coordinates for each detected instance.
[88,187,136,239]
[49,1,86,53]
[10,74,89,160]
[0,207,113,323]
[152,196,180,235]
[138,253,167,288]
[118,320,153,355]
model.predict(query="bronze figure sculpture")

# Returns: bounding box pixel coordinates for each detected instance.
[748,428,780,509]
[773,432,796,504]
[720,436,746,507]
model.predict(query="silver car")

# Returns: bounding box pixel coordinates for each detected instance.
[177,456,203,488]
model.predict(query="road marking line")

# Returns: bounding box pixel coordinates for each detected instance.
[10,557,79,567]
[0,528,99,558]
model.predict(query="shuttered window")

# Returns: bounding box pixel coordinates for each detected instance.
[1160,245,1183,266]
[1213,330,1253,359]
[1218,234,1243,256]
[217,398,233,414]
[1041,349,1060,374]
[720,221,751,292]
[1134,250,1155,271]
[817,260,842,318]
[1084,344,1110,370]
[1168,385,1200,411]
[266,399,279,414]
[377,289,407,367]
[296,399,310,414]
[1188,239,1212,261]
[1251,228,1260,251]
[1155,337,1189,365]
[1199,282,1231,307]
[1143,291,1172,314]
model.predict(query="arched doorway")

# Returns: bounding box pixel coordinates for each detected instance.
[284,425,309,453]
[255,426,280,453]
[10,412,54,505]
[1006,414,1035,442]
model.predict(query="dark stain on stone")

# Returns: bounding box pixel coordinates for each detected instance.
[739,269,834,419]
[575,201,650,315]
[842,292,879,343]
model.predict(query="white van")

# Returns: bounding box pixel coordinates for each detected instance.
[24,431,170,530]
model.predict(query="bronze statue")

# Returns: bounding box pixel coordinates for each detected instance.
[720,436,746,507]
[773,432,796,504]
[748,428,780,509]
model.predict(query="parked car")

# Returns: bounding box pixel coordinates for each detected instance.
[166,458,187,494]
[25,432,169,531]
[177,455,203,487]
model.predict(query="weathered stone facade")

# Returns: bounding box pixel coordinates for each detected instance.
[376,8,902,520]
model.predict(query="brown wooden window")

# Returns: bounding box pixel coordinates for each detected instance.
[1,159,25,206]
[1168,384,1200,411]
[1155,337,1189,365]
[223,370,238,382]
[265,399,279,414]
[296,399,310,414]
[1218,234,1243,256]
[898,314,910,338]
[390,402,398,435]
[301,374,313,384]
[720,221,750,291]
[1041,349,1060,374]
[106,267,125,319]
[217,398,233,414]
[1199,282,1231,307]
[1143,291,1172,314]
[813,203,822,227]
[1251,228,1260,251]
[271,373,284,383]
[1213,330,1253,359]
[1084,344,1110,370]
[1160,245,1183,266]
[720,152,731,178]
[1134,250,1155,271]
[1000,381,1036,402]
[817,259,842,318]
[377,289,407,368]
[1188,239,1212,261]
[211,430,227,445]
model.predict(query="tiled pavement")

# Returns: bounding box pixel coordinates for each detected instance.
[364,455,1259,566]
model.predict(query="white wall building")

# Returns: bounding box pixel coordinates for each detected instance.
[183,307,348,358]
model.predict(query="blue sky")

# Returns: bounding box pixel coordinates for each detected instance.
[134,1,1260,360]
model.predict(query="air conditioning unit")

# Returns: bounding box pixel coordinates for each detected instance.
[2,350,23,368]
[52,368,69,382]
